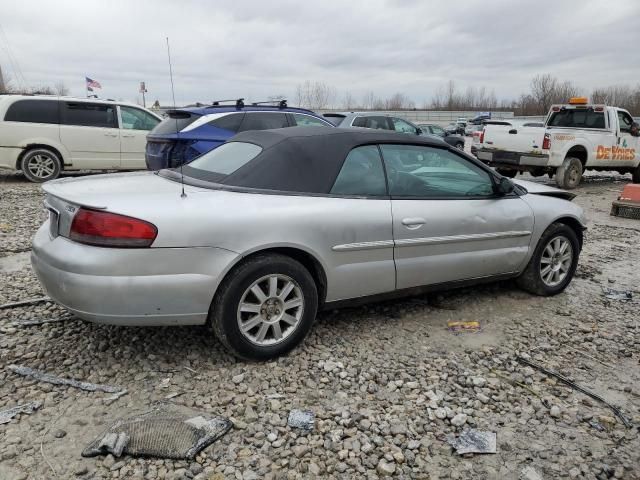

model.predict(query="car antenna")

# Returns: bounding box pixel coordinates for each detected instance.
[166,36,186,199]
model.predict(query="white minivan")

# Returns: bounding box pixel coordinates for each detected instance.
[0,95,162,182]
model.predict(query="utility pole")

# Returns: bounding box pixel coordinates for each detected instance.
[139,81,147,108]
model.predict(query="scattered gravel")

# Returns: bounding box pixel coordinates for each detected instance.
[1,170,639,479]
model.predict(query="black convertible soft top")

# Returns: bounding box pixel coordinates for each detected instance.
[181,127,450,194]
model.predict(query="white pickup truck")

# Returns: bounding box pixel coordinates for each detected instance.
[476,98,640,189]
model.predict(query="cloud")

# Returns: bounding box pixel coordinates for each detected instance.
[0,0,638,106]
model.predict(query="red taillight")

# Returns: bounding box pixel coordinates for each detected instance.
[479,128,485,143]
[542,133,551,150]
[70,208,157,248]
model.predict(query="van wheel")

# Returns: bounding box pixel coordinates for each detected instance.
[556,157,583,189]
[516,222,580,296]
[496,168,517,178]
[210,253,318,361]
[21,148,62,183]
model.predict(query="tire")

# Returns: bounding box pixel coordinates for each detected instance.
[555,157,583,190]
[632,164,640,183]
[210,253,318,361]
[21,148,62,183]
[516,223,580,296]
[496,168,517,178]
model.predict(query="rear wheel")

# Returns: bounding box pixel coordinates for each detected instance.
[555,157,583,189]
[516,223,580,296]
[21,148,62,183]
[496,168,517,178]
[210,253,318,360]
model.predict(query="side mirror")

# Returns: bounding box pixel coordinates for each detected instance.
[416,128,423,135]
[631,122,640,137]
[494,176,515,195]
[508,129,518,134]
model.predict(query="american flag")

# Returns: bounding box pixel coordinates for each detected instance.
[85,77,102,91]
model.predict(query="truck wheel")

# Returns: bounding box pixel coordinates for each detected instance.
[516,222,580,296]
[555,157,583,189]
[496,168,517,178]
[21,148,62,183]
[632,164,640,183]
[210,253,318,361]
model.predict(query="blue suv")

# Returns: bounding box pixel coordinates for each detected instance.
[145,99,333,169]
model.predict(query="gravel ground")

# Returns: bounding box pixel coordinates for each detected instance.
[0,168,639,480]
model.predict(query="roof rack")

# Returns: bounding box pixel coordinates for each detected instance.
[251,99,287,109]
[210,98,245,108]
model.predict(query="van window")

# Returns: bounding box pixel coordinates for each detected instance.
[120,106,160,130]
[4,99,59,124]
[62,102,117,128]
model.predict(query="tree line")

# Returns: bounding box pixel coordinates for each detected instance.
[294,75,640,116]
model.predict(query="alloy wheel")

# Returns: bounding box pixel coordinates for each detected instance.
[540,235,573,287]
[26,153,56,179]
[237,274,304,346]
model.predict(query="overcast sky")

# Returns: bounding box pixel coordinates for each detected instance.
[1,0,639,107]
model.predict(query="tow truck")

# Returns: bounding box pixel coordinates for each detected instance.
[476,97,640,189]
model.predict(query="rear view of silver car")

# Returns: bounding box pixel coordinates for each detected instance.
[32,127,586,360]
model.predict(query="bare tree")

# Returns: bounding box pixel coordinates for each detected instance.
[0,64,5,93]
[54,80,69,96]
[341,91,358,110]
[362,91,377,110]
[384,93,415,110]
[294,81,336,110]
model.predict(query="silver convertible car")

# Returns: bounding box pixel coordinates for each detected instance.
[32,127,586,360]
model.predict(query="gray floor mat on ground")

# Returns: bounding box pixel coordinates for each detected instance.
[82,403,232,459]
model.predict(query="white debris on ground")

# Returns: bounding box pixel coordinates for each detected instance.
[0,170,638,479]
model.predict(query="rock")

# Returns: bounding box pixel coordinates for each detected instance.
[451,413,467,427]
[520,466,543,480]
[434,408,447,419]
[73,464,89,476]
[569,467,581,478]
[550,405,561,418]
[292,445,310,458]
[102,454,115,469]
[407,440,421,450]
[308,462,321,475]
[377,459,396,476]
[472,377,486,387]
[267,432,278,442]
[232,374,245,384]
[390,422,407,435]
[53,429,67,438]
[476,393,490,404]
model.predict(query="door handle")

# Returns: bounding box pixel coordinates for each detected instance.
[402,217,426,228]
[104,132,118,137]
[122,134,135,138]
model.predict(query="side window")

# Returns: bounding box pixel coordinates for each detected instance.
[120,106,160,130]
[430,125,445,136]
[62,103,117,128]
[392,118,418,134]
[238,112,288,132]
[618,111,634,133]
[380,144,494,198]
[291,113,330,127]
[366,116,391,130]
[209,113,244,132]
[330,145,387,196]
[4,100,59,124]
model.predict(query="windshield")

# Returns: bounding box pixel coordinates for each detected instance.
[188,142,262,175]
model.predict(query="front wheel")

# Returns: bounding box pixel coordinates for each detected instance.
[21,148,62,183]
[210,253,318,361]
[516,223,580,296]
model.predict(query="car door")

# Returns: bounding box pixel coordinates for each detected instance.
[59,101,120,168]
[118,106,161,169]
[379,143,534,289]
[326,145,395,299]
[615,110,639,164]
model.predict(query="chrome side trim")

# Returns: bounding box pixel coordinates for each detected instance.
[395,230,531,248]
[332,231,530,252]
[332,239,395,252]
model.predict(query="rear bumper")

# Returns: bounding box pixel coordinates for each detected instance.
[477,149,549,168]
[0,146,23,170]
[31,224,239,326]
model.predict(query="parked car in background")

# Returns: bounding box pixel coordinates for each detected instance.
[322,112,422,134]
[465,124,484,136]
[417,123,465,150]
[445,121,466,135]
[32,127,585,360]
[145,99,333,170]
[0,94,161,182]
[476,97,640,188]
